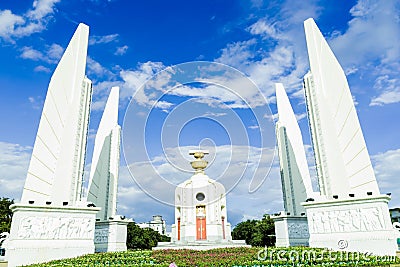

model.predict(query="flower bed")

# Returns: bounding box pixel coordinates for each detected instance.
[26,247,400,267]
[26,250,158,267]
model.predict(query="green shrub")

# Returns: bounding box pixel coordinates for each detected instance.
[26,247,400,267]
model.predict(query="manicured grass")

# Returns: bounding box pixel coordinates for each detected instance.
[26,247,400,267]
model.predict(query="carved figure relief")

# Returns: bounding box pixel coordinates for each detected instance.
[309,207,385,234]
[17,216,94,239]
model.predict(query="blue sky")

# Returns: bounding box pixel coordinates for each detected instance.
[0,0,399,229]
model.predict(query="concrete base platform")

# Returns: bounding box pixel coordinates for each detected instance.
[272,214,309,247]
[6,203,100,267]
[94,218,129,252]
[154,240,250,250]
[303,195,398,256]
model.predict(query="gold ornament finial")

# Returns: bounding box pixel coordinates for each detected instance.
[189,150,209,173]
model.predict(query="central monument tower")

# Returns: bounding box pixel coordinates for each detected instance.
[172,150,231,243]
[156,151,248,249]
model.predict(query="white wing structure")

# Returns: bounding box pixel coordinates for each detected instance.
[87,87,121,221]
[21,24,92,205]
[303,18,380,198]
[276,83,314,215]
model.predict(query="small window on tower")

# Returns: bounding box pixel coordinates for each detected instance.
[196,192,205,201]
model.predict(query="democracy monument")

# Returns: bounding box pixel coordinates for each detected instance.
[0,16,399,266]
[155,151,248,250]
[301,18,397,256]
[3,24,127,266]
[86,86,128,253]
[273,18,398,256]
[271,83,315,247]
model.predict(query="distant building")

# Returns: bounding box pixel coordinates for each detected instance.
[138,215,166,235]
[389,208,400,223]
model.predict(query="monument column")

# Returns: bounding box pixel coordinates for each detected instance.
[6,23,100,267]
[301,18,397,256]
[155,151,248,249]
[272,83,314,247]
[86,87,129,252]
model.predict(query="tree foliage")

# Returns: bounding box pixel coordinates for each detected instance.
[126,222,170,250]
[0,197,14,233]
[232,214,275,247]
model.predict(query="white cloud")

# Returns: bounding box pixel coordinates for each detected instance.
[370,90,400,106]
[331,1,399,66]
[329,0,400,106]
[91,80,123,111]
[245,45,300,96]
[154,100,174,110]
[28,96,44,109]
[89,34,119,45]
[114,45,128,56]
[202,111,227,117]
[215,1,321,101]
[0,142,32,201]
[90,97,107,111]
[0,0,60,42]
[216,39,257,67]
[295,112,307,121]
[0,10,25,41]
[34,65,51,73]
[28,0,60,20]
[87,128,97,141]
[370,75,400,106]
[372,148,400,207]
[169,84,249,109]
[119,61,165,100]
[23,53,120,111]
[247,20,283,40]
[121,61,274,110]
[47,43,63,60]
[215,0,399,110]
[20,43,64,64]
[20,46,43,61]
[87,56,114,78]
[248,125,259,130]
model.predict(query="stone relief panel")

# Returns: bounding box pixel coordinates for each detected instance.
[17,216,94,239]
[94,225,116,243]
[94,228,109,243]
[309,207,385,234]
[287,222,309,238]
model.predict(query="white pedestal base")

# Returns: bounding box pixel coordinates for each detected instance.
[302,195,397,256]
[6,203,100,267]
[171,222,232,243]
[154,240,250,250]
[94,219,128,252]
[272,215,309,247]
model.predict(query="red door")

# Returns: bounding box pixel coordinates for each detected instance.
[177,218,181,241]
[196,217,206,240]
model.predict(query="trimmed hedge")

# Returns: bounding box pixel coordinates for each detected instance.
[26,247,400,267]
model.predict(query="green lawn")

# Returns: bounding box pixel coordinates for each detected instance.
[26,247,400,267]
